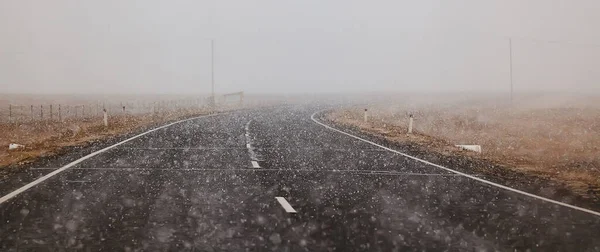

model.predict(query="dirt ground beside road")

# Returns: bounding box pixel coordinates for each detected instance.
[328,94,600,198]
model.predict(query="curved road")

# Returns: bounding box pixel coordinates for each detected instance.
[1,105,599,251]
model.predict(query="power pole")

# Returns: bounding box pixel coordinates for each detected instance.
[211,39,215,107]
[509,37,514,104]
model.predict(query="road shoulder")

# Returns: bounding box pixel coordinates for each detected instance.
[318,109,600,213]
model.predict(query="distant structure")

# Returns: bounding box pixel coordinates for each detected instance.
[222,91,244,106]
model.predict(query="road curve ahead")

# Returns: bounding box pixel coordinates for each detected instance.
[1,105,599,251]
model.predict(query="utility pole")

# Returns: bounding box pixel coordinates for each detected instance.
[509,37,514,104]
[210,39,215,108]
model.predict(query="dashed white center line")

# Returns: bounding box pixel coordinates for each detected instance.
[245,119,252,132]
[275,197,297,213]
[245,119,264,164]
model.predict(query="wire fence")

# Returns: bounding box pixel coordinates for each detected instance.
[0,98,214,124]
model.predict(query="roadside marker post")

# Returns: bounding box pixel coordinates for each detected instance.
[408,114,414,134]
[103,109,108,127]
[364,109,368,123]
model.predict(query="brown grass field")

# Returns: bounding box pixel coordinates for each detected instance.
[328,93,600,197]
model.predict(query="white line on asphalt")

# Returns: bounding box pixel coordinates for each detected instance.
[114,147,249,150]
[245,119,252,132]
[311,110,600,217]
[113,147,392,151]
[245,120,253,144]
[245,119,263,162]
[251,161,261,168]
[0,113,223,205]
[275,197,297,213]
[30,167,462,176]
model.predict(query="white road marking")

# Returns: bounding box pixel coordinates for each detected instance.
[30,167,462,176]
[115,147,249,150]
[251,161,261,168]
[275,197,297,213]
[0,113,223,205]
[245,119,252,132]
[311,110,600,218]
[245,119,263,162]
[113,147,390,151]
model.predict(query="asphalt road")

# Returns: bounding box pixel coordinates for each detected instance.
[1,105,600,251]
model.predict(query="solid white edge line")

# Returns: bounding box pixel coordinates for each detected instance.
[275,197,297,213]
[251,161,261,168]
[0,113,223,205]
[310,110,600,218]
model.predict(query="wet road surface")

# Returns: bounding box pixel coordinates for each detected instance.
[1,105,600,251]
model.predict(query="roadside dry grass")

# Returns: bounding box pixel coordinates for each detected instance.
[0,109,210,169]
[328,94,600,197]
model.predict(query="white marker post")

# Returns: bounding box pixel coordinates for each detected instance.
[364,109,368,123]
[408,114,413,134]
[103,109,108,127]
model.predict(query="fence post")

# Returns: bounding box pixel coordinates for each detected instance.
[30,105,33,121]
[8,104,12,123]
[364,108,368,123]
[408,114,414,134]
[58,104,62,122]
[40,105,43,119]
[50,105,53,121]
[82,105,85,118]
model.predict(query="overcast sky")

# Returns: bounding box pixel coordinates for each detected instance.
[1,0,599,94]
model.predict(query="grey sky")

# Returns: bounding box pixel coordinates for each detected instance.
[1,0,599,94]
